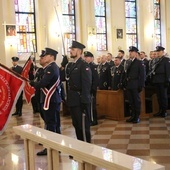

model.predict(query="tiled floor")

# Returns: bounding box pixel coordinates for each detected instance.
[0,103,170,170]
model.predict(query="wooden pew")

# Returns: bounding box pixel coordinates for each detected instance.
[145,86,159,116]
[96,90,124,120]
[96,89,149,121]
[13,125,165,170]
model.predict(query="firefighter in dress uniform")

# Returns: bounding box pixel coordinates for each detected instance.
[30,48,61,156]
[84,51,99,126]
[111,56,124,90]
[152,46,170,117]
[66,41,92,143]
[98,55,111,90]
[122,46,145,123]
[11,56,23,117]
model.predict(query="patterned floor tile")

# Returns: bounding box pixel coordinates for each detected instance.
[0,103,170,169]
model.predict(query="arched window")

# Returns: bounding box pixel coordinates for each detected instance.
[125,0,138,48]
[62,0,76,53]
[154,0,161,46]
[94,0,107,51]
[14,0,37,53]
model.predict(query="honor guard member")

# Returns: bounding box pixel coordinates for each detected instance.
[60,55,68,82]
[98,55,111,90]
[32,50,45,119]
[124,46,145,123]
[84,51,99,126]
[152,46,170,117]
[29,58,40,114]
[11,56,23,116]
[111,56,124,90]
[30,48,62,156]
[66,41,92,143]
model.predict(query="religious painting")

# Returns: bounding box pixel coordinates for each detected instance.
[6,25,16,36]
[116,29,123,39]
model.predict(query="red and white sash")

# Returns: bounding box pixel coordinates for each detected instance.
[41,77,60,110]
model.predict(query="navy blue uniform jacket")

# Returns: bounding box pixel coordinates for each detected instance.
[33,62,61,104]
[67,58,92,107]
[126,58,145,89]
[152,56,170,84]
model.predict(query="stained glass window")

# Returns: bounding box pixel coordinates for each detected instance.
[154,0,161,46]
[125,0,138,48]
[94,0,107,51]
[14,0,36,53]
[62,0,76,54]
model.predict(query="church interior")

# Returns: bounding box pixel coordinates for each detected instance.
[0,0,170,169]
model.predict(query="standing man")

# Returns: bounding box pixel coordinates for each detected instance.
[118,50,126,66]
[98,55,111,90]
[30,48,61,155]
[33,50,46,120]
[107,53,114,67]
[140,51,149,76]
[152,46,170,117]
[123,46,145,123]
[111,56,124,90]
[66,41,92,143]
[11,56,23,117]
[84,51,99,126]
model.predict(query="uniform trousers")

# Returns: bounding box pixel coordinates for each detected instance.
[16,91,23,115]
[70,104,91,143]
[155,83,168,112]
[91,91,98,123]
[41,102,61,133]
[126,89,141,118]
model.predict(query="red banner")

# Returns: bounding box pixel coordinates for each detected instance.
[22,57,35,104]
[0,64,25,135]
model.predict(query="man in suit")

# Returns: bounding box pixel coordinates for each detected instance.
[111,56,124,90]
[66,41,92,143]
[152,46,170,117]
[11,56,23,116]
[123,46,145,123]
[140,51,149,76]
[84,51,99,126]
[118,50,126,67]
[107,53,114,67]
[98,55,111,90]
[30,48,62,155]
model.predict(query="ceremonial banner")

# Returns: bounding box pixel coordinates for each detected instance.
[0,64,25,135]
[21,57,35,104]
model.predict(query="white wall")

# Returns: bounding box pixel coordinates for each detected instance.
[0,0,17,67]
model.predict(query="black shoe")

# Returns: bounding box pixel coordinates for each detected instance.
[133,118,140,123]
[91,121,98,126]
[161,112,167,118]
[126,116,135,122]
[12,112,18,116]
[18,113,22,117]
[37,149,47,156]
